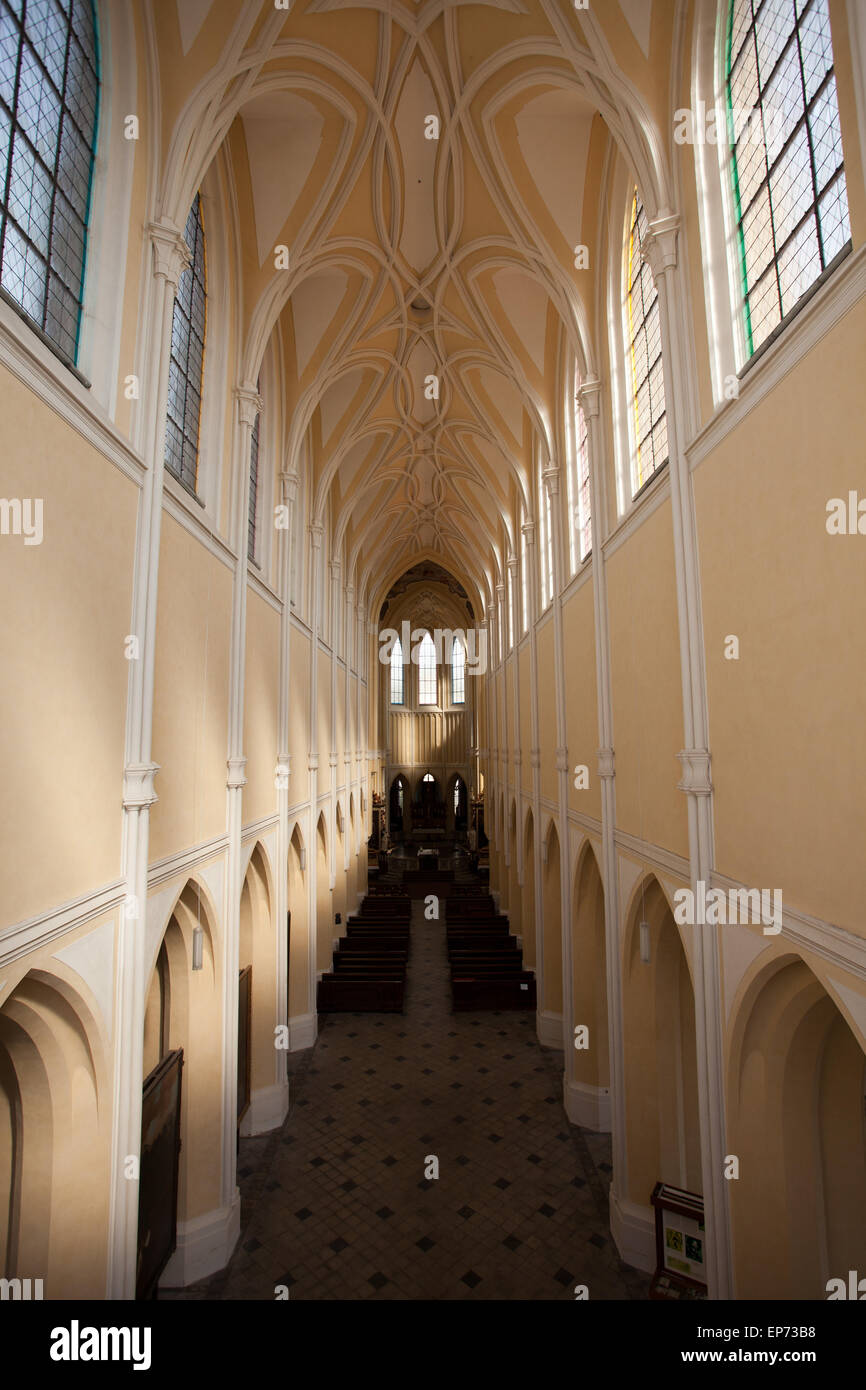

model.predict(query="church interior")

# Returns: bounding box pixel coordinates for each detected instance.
[1,0,865,1304]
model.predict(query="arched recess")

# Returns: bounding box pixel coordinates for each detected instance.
[238,844,278,1131]
[334,798,346,924]
[389,774,409,837]
[569,842,610,1128]
[141,880,222,1283]
[495,790,506,896]
[622,875,701,1206]
[727,955,866,1299]
[506,800,520,936]
[288,823,309,1023]
[521,806,536,970]
[540,821,562,1023]
[347,793,358,906]
[315,812,331,971]
[0,970,108,1297]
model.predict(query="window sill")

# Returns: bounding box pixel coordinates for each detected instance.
[0,290,144,487]
[688,239,866,474]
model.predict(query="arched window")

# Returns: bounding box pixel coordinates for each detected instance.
[0,0,99,367]
[568,361,592,569]
[506,564,514,649]
[165,193,206,491]
[725,0,850,361]
[626,188,668,495]
[390,635,404,705]
[418,631,437,705]
[453,780,460,815]
[537,455,553,609]
[520,520,529,632]
[451,634,465,704]
[247,386,260,563]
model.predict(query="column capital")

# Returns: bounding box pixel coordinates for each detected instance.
[495,582,505,597]
[280,469,299,503]
[554,747,569,772]
[309,522,324,549]
[233,384,263,430]
[529,748,541,769]
[226,756,247,790]
[542,464,560,496]
[329,558,341,582]
[507,554,518,574]
[345,583,354,604]
[308,752,320,772]
[123,761,160,810]
[677,748,713,796]
[642,211,680,279]
[597,747,615,779]
[521,520,535,544]
[147,220,191,289]
[577,377,603,418]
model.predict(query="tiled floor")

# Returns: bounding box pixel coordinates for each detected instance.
[165,896,648,1300]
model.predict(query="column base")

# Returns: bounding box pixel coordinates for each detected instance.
[562,1077,611,1132]
[610,1187,655,1273]
[159,1193,241,1289]
[289,1011,317,1051]
[239,1081,289,1136]
[536,1009,563,1048]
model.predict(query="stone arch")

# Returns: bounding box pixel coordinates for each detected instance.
[315,811,331,971]
[521,805,536,971]
[569,840,610,1129]
[239,842,278,1132]
[0,968,109,1297]
[621,873,701,1205]
[727,953,866,1298]
[540,819,562,1025]
[142,880,223,1275]
[288,822,309,1022]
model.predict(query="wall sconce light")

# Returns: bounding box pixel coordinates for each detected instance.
[639,921,651,964]
[300,847,307,870]
[192,925,204,971]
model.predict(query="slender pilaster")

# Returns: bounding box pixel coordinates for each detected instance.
[277,469,299,1049]
[543,462,573,1065]
[307,522,324,1038]
[109,220,190,1299]
[644,212,730,1300]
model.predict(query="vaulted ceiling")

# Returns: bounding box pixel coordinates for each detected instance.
[153,0,670,615]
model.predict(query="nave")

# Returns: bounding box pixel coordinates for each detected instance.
[167,895,645,1303]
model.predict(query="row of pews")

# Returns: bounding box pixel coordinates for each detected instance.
[446,891,537,1010]
[316,889,410,1013]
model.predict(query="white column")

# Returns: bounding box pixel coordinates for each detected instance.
[543,462,574,1067]
[276,469,298,1052]
[644,212,731,1300]
[579,378,627,1180]
[307,521,324,1039]
[329,559,340,895]
[109,220,190,1300]
[221,382,262,1212]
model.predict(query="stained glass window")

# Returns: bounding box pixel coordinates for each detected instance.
[726,0,850,359]
[390,636,404,704]
[418,631,437,705]
[451,634,465,704]
[0,0,99,365]
[569,362,592,566]
[626,189,668,493]
[165,194,206,490]
[248,393,260,562]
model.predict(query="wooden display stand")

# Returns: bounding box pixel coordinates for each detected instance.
[648,1182,708,1300]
